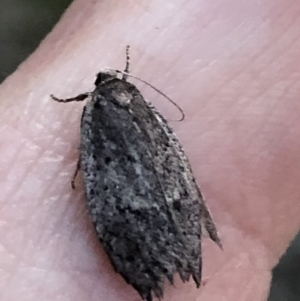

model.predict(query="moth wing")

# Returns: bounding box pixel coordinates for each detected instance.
[80,79,220,300]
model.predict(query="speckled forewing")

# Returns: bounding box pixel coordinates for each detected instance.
[80,78,219,301]
[147,104,221,249]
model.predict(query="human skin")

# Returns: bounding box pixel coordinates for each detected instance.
[0,0,300,300]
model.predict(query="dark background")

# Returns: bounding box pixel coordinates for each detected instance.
[1,0,299,299]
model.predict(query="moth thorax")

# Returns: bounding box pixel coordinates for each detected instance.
[111,90,133,107]
[95,68,118,86]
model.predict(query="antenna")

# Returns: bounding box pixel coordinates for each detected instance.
[122,45,130,81]
[114,69,185,121]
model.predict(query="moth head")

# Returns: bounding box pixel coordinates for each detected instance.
[94,68,118,86]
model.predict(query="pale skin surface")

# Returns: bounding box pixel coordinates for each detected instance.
[0,0,300,300]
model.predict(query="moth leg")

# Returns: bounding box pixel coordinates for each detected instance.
[80,105,87,124]
[71,105,87,189]
[71,157,81,189]
[71,103,90,189]
[201,203,223,249]
[51,93,90,103]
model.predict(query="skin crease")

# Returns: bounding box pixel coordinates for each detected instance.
[0,0,300,300]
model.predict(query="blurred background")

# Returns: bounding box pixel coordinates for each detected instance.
[0,0,299,300]
[0,0,71,81]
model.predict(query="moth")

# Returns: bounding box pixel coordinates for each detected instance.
[51,46,221,301]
